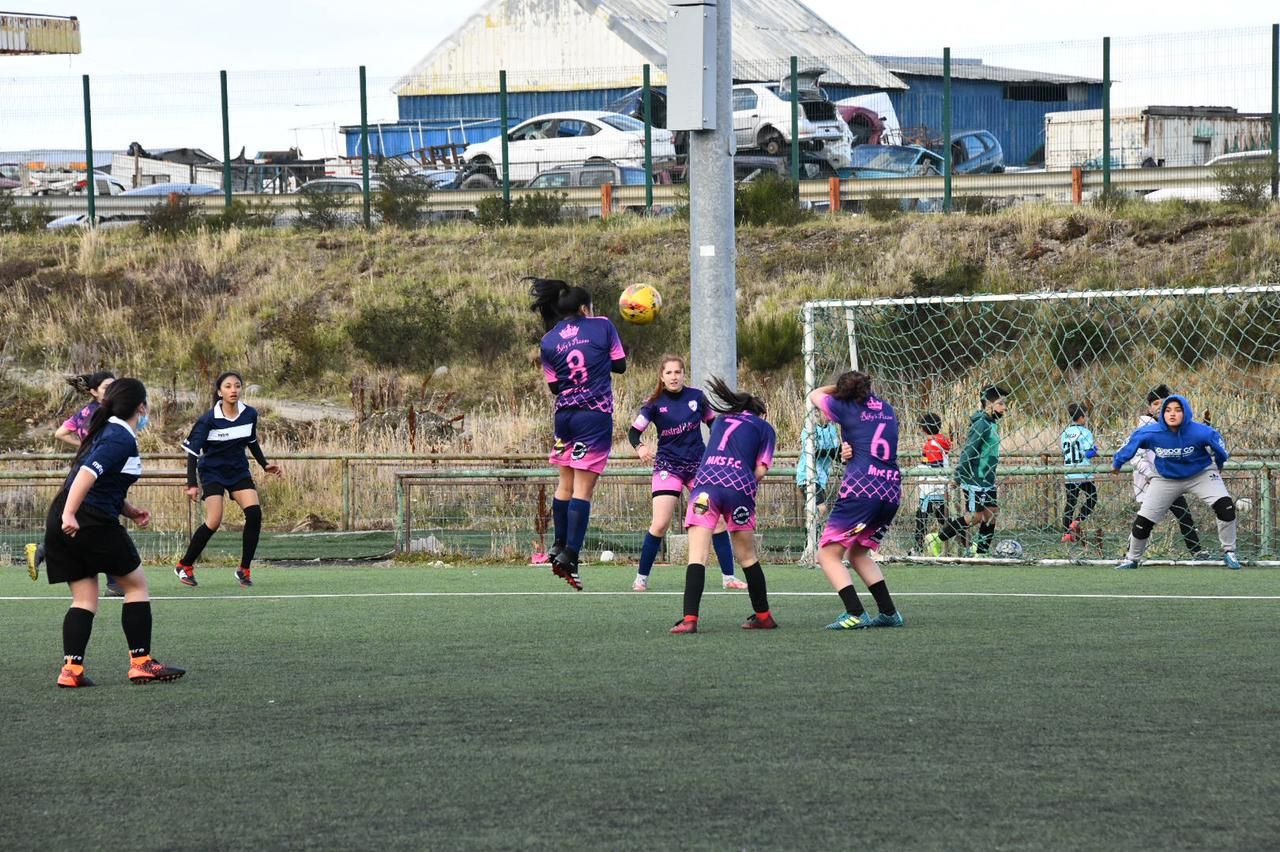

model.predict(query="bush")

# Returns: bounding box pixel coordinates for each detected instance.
[373,161,433,228]
[295,188,354,230]
[348,298,452,371]
[910,259,984,297]
[737,312,802,371]
[474,195,508,227]
[0,192,51,232]
[450,297,524,362]
[139,195,204,236]
[265,293,345,379]
[735,172,808,226]
[206,198,276,231]
[474,191,568,227]
[1215,156,1275,211]
[863,191,900,221]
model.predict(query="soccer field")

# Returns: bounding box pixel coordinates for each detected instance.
[3,563,1277,851]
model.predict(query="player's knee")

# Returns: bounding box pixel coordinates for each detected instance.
[1212,497,1235,522]
[243,504,263,526]
[1131,515,1155,540]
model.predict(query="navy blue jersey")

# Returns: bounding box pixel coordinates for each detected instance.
[815,391,901,502]
[632,386,714,471]
[540,316,625,414]
[692,412,777,499]
[183,402,262,486]
[67,418,142,517]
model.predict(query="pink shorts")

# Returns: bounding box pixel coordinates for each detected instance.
[684,486,757,532]
[651,468,694,495]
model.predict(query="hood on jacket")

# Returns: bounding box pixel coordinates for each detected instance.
[1159,393,1193,430]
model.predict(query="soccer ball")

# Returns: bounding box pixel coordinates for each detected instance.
[1236,497,1252,515]
[619,283,662,325]
[993,539,1024,560]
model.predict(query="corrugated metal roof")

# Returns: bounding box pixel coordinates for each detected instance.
[396,0,904,96]
[872,55,1101,85]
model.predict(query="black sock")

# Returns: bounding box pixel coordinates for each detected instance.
[913,510,927,547]
[62,606,95,664]
[837,584,864,616]
[121,600,152,658]
[682,563,706,617]
[939,517,965,542]
[867,580,896,616]
[741,562,769,614]
[240,505,262,569]
[976,522,996,554]
[181,524,216,566]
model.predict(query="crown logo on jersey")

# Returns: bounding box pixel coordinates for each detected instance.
[866,398,883,411]
[559,324,580,339]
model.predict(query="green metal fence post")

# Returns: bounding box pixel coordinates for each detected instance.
[395,476,405,553]
[81,74,95,227]
[220,70,232,210]
[499,70,511,218]
[359,65,372,230]
[789,56,800,200]
[1262,464,1274,557]
[943,47,952,214]
[643,63,654,213]
[1102,36,1111,195]
[1271,23,1278,199]
[341,458,351,531]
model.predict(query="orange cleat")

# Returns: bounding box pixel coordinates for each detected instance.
[127,656,186,684]
[741,613,778,630]
[57,663,94,688]
[669,617,698,634]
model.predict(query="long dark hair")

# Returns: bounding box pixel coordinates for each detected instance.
[831,370,872,404]
[72,378,147,467]
[213,371,244,405]
[706,376,766,417]
[527,277,592,331]
[646,354,685,404]
[66,370,114,396]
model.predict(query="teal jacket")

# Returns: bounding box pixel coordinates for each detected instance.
[955,410,1000,488]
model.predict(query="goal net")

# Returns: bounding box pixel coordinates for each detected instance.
[801,285,1280,564]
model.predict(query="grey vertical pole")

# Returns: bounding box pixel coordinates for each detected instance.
[220,70,232,209]
[359,65,371,229]
[789,55,799,198]
[688,0,736,393]
[643,63,654,212]
[802,303,817,564]
[81,74,95,227]
[943,47,952,213]
[1102,36,1111,195]
[499,70,511,218]
[1271,23,1278,199]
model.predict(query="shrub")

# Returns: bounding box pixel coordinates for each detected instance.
[863,191,900,221]
[265,294,345,379]
[139,194,205,236]
[348,298,452,371]
[295,187,354,230]
[737,312,802,371]
[373,161,433,228]
[910,259,985,297]
[735,172,808,226]
[451,297,524,362]
[511,191,567,227]
[0,192,51,232]
[1215,155,1275,211]
[474,195,509,227]
[206,198,276,231]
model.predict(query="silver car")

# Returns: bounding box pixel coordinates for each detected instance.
[732,69,850,169]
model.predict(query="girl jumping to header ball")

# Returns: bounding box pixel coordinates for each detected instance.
[628,355,747,592]
[175,372,282,588]
[530,277,626,591]
[670,378,778,634]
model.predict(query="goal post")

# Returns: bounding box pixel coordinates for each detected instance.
[801,285,1280,564]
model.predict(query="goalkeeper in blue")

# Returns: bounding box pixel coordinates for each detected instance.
[1111,394,1241,570]
[1060,403,1099,543]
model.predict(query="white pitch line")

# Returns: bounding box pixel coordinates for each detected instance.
[2,591,1278,602]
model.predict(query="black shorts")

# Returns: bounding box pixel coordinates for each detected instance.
[962,485,999,512]
[43,492,141,585]
[202,477,257,500]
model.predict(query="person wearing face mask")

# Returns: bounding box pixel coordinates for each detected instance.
[924,385,1009,558]
[41,378,186,687]
[175,371,283,589]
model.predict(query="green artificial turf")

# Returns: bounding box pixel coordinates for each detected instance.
[2,563,1277,851]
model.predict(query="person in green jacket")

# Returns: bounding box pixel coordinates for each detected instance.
[924,385,1008,557]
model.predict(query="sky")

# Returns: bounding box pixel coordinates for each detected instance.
[1,1,1275,158]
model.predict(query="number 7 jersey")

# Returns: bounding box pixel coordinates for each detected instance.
[691,412,777,499]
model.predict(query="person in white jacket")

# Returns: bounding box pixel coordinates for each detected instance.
[1133,385,1208,559]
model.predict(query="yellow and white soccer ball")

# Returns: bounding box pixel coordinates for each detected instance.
[618,283,662,325]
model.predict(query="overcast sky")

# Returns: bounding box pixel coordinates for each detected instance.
[2,1,1275,156]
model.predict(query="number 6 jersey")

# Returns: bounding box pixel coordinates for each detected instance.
[813,391,901,503]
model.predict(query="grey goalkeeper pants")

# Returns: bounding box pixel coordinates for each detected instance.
[1128,466,1235,559]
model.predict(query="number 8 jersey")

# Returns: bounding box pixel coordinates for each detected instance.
[540,316,626,413]
[813,391,901,502]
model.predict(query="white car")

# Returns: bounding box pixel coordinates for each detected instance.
[732,70,850,170]
[460,111,675,187]
[1143,149,1275,203]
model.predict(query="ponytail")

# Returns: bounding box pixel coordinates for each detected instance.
[527,276,592,331]
[66,370,115,396]
[706,376,766,417]
[71,378,147,467]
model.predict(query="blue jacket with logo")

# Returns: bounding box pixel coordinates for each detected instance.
[1111,394,1228,480]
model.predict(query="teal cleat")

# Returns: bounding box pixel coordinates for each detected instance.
[1115,559,1140,570]
[923,532,943,557]
[865,611,905,628]
[1223,551,1241,570]
[825,611,872,630]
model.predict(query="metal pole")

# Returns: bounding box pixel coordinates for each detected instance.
[802,304,817,564]
[220,70,232,209]
[688,0,737,393]
[643,63,654,212]
[790,55,799,199]
[1102,36,1111,195]
[341,458,351,531]
[943,47,952,213]
[1271,23,1278,199]
[499,70,511,218]
[81,74,95,227]
[359,65,371,229]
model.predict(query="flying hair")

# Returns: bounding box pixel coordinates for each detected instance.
[72,378,147,468]
[66,370,115,396]
[527,276,592,331]
[646,354,686,404]
[705,376,766,417]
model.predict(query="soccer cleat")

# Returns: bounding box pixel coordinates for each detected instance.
[631,575,648,591]
[174,564,197,587]
[24,543,39,581]
[104,579,125,597]
[721,576,748,590]
[127,656,186,684]
[551,549,583,591]
[825,611,872,630]
[235,567,253,587]
[741,613,778,630]
[1191,550,1211,560]
[57,664,94,688]
[1223,551,1241,570]
[865,611,905,628]
[923,532,944,557]
[670,618,698,634]
[1115,559,1140,570]
[1061,531,1077,543]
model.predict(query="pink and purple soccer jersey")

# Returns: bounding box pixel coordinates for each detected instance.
[685,412,776,532]
[632,386,714,493]
[814,391,902,550]
[61,401,99,441]
[541,316,626,473]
